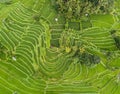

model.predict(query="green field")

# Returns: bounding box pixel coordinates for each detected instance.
[0,0,120,94]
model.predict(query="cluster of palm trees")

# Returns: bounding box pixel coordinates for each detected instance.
[56,0,114,19]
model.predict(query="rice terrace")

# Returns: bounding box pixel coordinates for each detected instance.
[0,0,120,94]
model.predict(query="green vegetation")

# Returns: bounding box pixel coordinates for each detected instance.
[56,0,114,19]
[0,0,120,94]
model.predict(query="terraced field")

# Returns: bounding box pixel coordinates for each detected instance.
[0,0,120,94]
